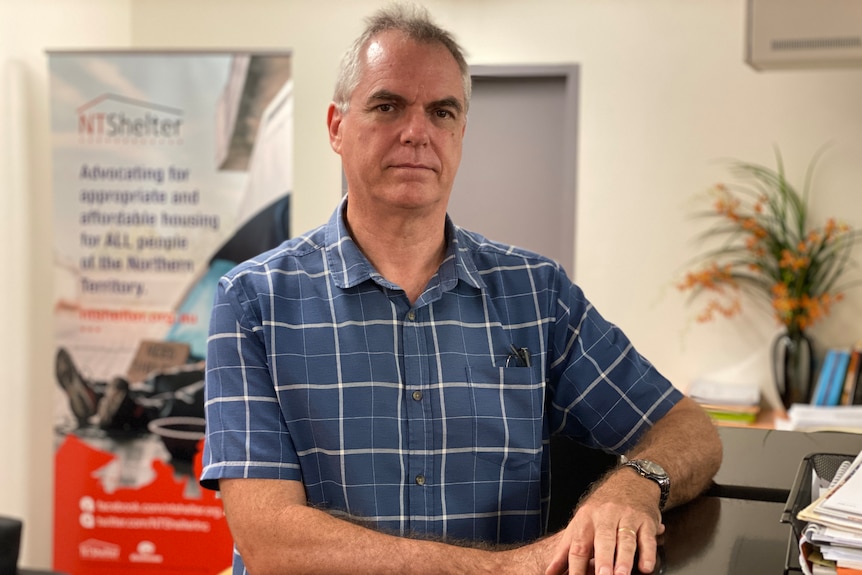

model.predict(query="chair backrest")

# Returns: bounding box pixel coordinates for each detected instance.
[547,436,618,532]
[0,516,22,575]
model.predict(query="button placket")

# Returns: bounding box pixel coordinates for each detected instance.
[402,304,431,524]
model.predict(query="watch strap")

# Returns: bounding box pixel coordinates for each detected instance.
[622,458,670,511]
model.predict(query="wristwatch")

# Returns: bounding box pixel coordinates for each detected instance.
[621,457,670,511]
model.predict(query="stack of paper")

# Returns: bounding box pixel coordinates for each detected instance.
[796,450,862,574]
[687,379,761,424]
[782,405,862,433]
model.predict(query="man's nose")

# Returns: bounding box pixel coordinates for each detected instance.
[400,109,430,146]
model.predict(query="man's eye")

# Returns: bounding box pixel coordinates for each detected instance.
[377,104,394,112]
[435,109,453,119]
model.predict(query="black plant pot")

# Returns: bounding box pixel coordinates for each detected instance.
[771,329,815,409]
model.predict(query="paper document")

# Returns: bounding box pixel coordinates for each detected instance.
[798,451,862,530]
[819,453,862,517]
[688,379,760,405]
[814,460,853,499]
[785,405,862,433]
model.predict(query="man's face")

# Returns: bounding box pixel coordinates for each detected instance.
[328,30,467,215]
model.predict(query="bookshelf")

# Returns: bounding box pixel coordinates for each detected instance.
[811,343,862,407]
[691,341,862,431]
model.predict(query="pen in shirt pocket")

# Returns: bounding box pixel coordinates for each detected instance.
[507,344,531,367]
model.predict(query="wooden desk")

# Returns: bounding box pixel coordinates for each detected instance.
[711,426,862,502]
[652,496,798,575]
[548,432,814,573]
[546,426,857,572]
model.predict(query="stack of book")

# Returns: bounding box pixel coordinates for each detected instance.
[812,343,862,407]
[796,450,862,575]
[687,379,761,424]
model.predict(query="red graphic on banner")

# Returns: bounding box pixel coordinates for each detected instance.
[53,435,232,575]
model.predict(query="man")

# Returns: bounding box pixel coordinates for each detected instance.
[201,5,722,575]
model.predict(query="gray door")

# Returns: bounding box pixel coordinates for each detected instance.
[448,65,579,275]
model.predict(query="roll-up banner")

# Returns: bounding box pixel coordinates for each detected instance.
[49,51,293,575]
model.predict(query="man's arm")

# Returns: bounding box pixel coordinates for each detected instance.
[618,395,723,508]
[219,477,563,575]
[546,396,722,575]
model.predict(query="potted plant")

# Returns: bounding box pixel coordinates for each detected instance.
[677,149,862,409]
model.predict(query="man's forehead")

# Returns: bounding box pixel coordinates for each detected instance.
[356,34,465,105]
[365,38,387,67]
[361,32,457,70]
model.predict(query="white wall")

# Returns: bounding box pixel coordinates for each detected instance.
[3,0,862,568]
[0,0,132,567]
[129,0,862,386]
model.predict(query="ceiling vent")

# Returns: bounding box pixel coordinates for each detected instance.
[746,0,862,70]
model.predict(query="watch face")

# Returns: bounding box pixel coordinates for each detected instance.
[639,460,666,476]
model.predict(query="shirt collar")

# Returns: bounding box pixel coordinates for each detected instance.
[324,196,485,293]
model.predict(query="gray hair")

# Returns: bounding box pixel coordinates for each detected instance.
[332,3,471,113]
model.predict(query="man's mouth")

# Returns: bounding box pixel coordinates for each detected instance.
[392,162,434,171]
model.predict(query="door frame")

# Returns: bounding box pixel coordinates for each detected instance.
[467,64,580,274]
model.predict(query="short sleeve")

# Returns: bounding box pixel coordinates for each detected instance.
[199,277,301,490]
[546,278,683,453]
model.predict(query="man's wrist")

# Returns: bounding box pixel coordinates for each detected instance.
[620,457,670,511]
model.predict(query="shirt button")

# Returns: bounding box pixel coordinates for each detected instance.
[407,311,416,321]
[412,390,423,401]
[415,474,426,486]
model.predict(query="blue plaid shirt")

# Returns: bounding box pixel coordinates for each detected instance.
[201,197,681,549]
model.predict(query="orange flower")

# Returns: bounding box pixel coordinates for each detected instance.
[676,263,735,292]
[680,154,861,333]
[824,218,837,238]
[695,298,742,323]
[779,250,809,271]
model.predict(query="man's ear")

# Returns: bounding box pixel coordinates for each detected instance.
[327,103,343,154]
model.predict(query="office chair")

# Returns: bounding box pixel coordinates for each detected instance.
[547,436,618,532]
[0,516,22,575]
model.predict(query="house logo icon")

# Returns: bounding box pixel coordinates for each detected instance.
[77,94,184,145]
[78,538,121,561]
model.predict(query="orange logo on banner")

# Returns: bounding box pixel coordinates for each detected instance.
[53,435,232,575]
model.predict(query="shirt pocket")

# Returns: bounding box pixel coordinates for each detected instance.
[465,365,544,469]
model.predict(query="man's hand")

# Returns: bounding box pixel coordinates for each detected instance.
[543,470,665,575]
[542,397,721,575]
